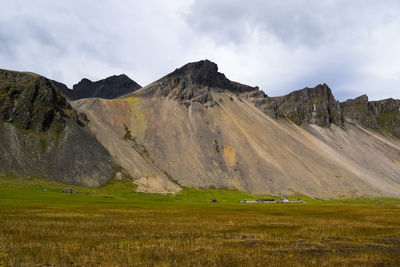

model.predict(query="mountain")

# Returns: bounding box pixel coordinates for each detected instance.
[1,61,400,198]
[0,69,114,186]
[71,60,400,197]
[58,74,141,100]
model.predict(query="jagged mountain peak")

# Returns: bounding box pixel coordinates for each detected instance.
[58,74,141,100]
[164,59,256,93]
[167,60,219,84]
[74,74,133,87]
[141,60,258,106]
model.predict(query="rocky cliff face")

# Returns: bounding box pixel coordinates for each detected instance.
[341,95,400,138]
[244,84,344,127]
[58,74,141,100]
[0,69,114,186]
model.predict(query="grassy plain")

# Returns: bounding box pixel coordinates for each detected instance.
[0,175,400,266]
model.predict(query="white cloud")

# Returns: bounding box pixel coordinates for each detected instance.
[0,0,194,87]
[185,0,400,100]
[0,0,399,101]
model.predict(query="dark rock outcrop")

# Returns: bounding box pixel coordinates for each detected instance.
[245,83,344,127]
[142,60,257,107]
[341,95,377,128]
[342,95,400,138]
[0,70,79,132]
[52,80,74,99]
[58,74,141,100]
[0,69,114,186]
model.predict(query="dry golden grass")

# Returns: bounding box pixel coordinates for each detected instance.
[0,177,400,266]
[1,203,400,266]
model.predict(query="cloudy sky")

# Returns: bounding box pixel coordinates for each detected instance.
[1,0,399,100]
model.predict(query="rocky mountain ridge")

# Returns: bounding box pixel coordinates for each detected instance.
[49,60,400,134]
[341,95,400,138]
[139,60,399,133]
[243,83,344,127]
[57,74,141,100]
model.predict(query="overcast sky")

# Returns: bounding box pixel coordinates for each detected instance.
[1,0,399,100]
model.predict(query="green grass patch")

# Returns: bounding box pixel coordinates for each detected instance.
[123,124,134,141]
[1,174,400,206]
